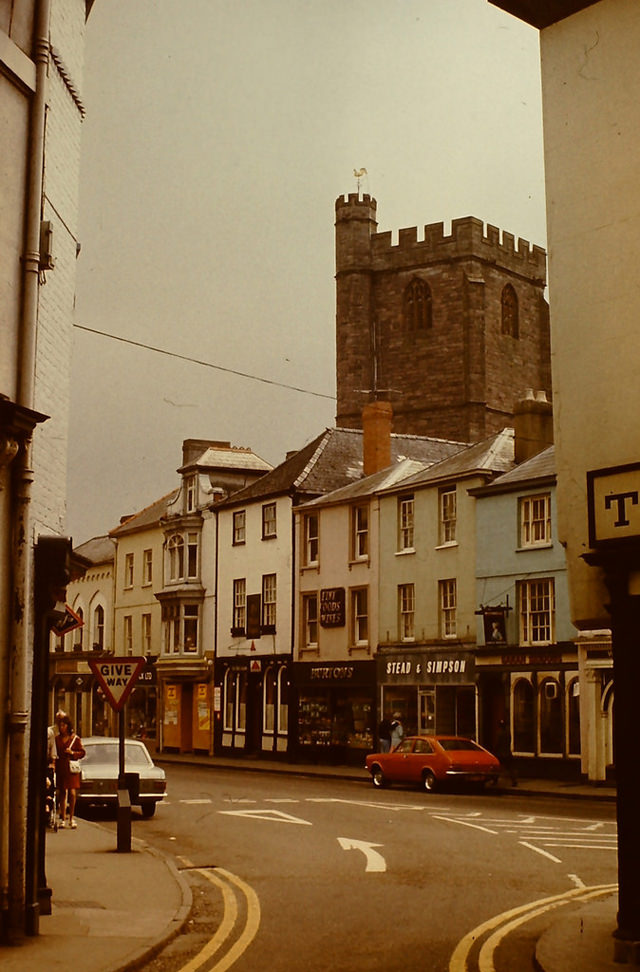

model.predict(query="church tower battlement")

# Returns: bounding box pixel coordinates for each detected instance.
[335,194,550,443]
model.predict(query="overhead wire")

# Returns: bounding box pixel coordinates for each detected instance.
[73,323,336,402]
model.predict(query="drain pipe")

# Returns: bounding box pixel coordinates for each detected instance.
[7,0,52,941]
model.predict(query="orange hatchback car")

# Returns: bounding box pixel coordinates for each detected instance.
[365,735,500,792]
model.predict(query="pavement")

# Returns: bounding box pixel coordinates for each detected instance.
[0,754,625,972]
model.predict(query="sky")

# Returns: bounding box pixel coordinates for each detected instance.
[67,0,546,545]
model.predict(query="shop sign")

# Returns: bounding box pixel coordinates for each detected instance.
[320,588,345,627]
[587,461,640,549]
[310,664,355,681]
[481,607,507,645]
[379,652,474,684]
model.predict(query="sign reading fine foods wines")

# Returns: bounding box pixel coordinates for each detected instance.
[320,588,345,627]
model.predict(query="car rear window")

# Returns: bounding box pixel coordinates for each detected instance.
[438,738,482,752]
[83,743,152,766]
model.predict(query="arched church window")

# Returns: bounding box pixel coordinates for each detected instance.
[404,278,432,330]
[501,284,519,338]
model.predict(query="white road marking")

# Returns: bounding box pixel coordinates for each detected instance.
[519,840,562,863]
[568,873,586,888]
[337,837,386,873]
[180,799,212,805]
[219,808,312,825]
[307,797,427,812]
[432,815,499,836]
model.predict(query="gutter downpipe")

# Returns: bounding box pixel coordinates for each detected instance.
[8,0,52,941]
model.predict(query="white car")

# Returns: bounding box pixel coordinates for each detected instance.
[76,737,167,817]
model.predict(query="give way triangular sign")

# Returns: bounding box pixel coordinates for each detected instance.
[88,656,147,712]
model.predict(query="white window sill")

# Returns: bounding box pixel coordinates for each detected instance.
[435,541,458,550]
[395,548,415,557]
[517,543,553,552]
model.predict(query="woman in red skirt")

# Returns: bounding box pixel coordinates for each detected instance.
[55,714,86,829]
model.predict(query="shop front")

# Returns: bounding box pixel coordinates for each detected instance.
[377,648,477,740]
[156,657,213,754]
[292,660,376,765]
[215,656,290,758]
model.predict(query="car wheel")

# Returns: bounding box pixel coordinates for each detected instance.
[422,770,437,793]
[371,765,389,789]
[140,800,156,818]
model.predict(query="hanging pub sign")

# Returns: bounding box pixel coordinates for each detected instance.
[320,588,345,627]
[480,606,507,645]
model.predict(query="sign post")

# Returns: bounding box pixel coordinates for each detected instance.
[88,657,146,852]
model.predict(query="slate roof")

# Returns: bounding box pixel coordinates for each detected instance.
[473,444,555,494]
[72,535,116,564]
[380,428,515,493]
[181,445,272,475]
[216,427,468,509]
[299,458,428,509]
[109,489,180,537]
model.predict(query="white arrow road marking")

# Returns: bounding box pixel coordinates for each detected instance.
[337,837,386,872]
[219,808,312,825]
[519,840,562,863]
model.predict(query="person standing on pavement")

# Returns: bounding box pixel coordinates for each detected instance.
[390,712,404,751]
[378,715,392,753]
[55,714,86,828]
[495,718,517,787]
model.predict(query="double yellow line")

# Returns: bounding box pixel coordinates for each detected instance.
[449,883,617,972]
[179,867,261,972]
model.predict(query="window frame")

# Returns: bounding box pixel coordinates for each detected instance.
[124,552,134,589]
[398,494,415,552]
[439,486,457,545]
[302,593,318,650]
[351,503,369,561]
[520,493,552,548]
[262,502,277,540]
[142,612,152,655]
[351,587,369,648]
[233,510,246,546]
[186,474,197,513]
[519,577,555,646]
[404,277,433,330]
[124,614,133,655]
[398,583,415,642]
[501,283,519,338]
[439,578,457,639]
[303,513,319,566]
[232,578,246,636]
[261,573,277,632]
[167,534,184,582]
[143,548,153,586]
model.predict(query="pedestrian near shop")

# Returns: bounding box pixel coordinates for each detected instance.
[55,714,86,828]
[378,715,392,753]
[390,712,404,751]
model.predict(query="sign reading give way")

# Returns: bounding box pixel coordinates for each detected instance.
[88,656,146,711]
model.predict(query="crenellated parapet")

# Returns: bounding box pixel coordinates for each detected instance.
[335,193,378,219]
[371,216,546,281]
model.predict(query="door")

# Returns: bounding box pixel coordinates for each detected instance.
[418,690,435,734]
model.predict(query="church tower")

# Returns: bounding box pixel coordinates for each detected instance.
[335,194,551,443]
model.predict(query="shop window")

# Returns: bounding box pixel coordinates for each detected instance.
[351,587,369,647]
[567,678,581,756]
[501,284,519,338]
[278,667,289,733]
[351,504,369,560]
[303,513,319,566]
[237,672,247,730]
[398,584,415,641]
[520,494,551,547]
[93,604,105,650]
[298,691,331,746]
[124,552,134,589]
[232,578,246,635]
[183,605,198,652]
[262,502,277,539]
[519,578,555,645]
[404,277,432,330]
[143,548,153,586]
[439,487,457,545]
[513,678,535,753]
[302,593,318,650]
[398,495,414,551]
[439,579,457,639]
[233,510,246,546]
[264,668,276,733]
[262,573,276,632]
[539,677,563,754]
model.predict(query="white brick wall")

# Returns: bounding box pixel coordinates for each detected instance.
[30,0,88,538]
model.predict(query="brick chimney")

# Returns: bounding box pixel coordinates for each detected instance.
[513,390,553,464]
[362,401,393,476]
